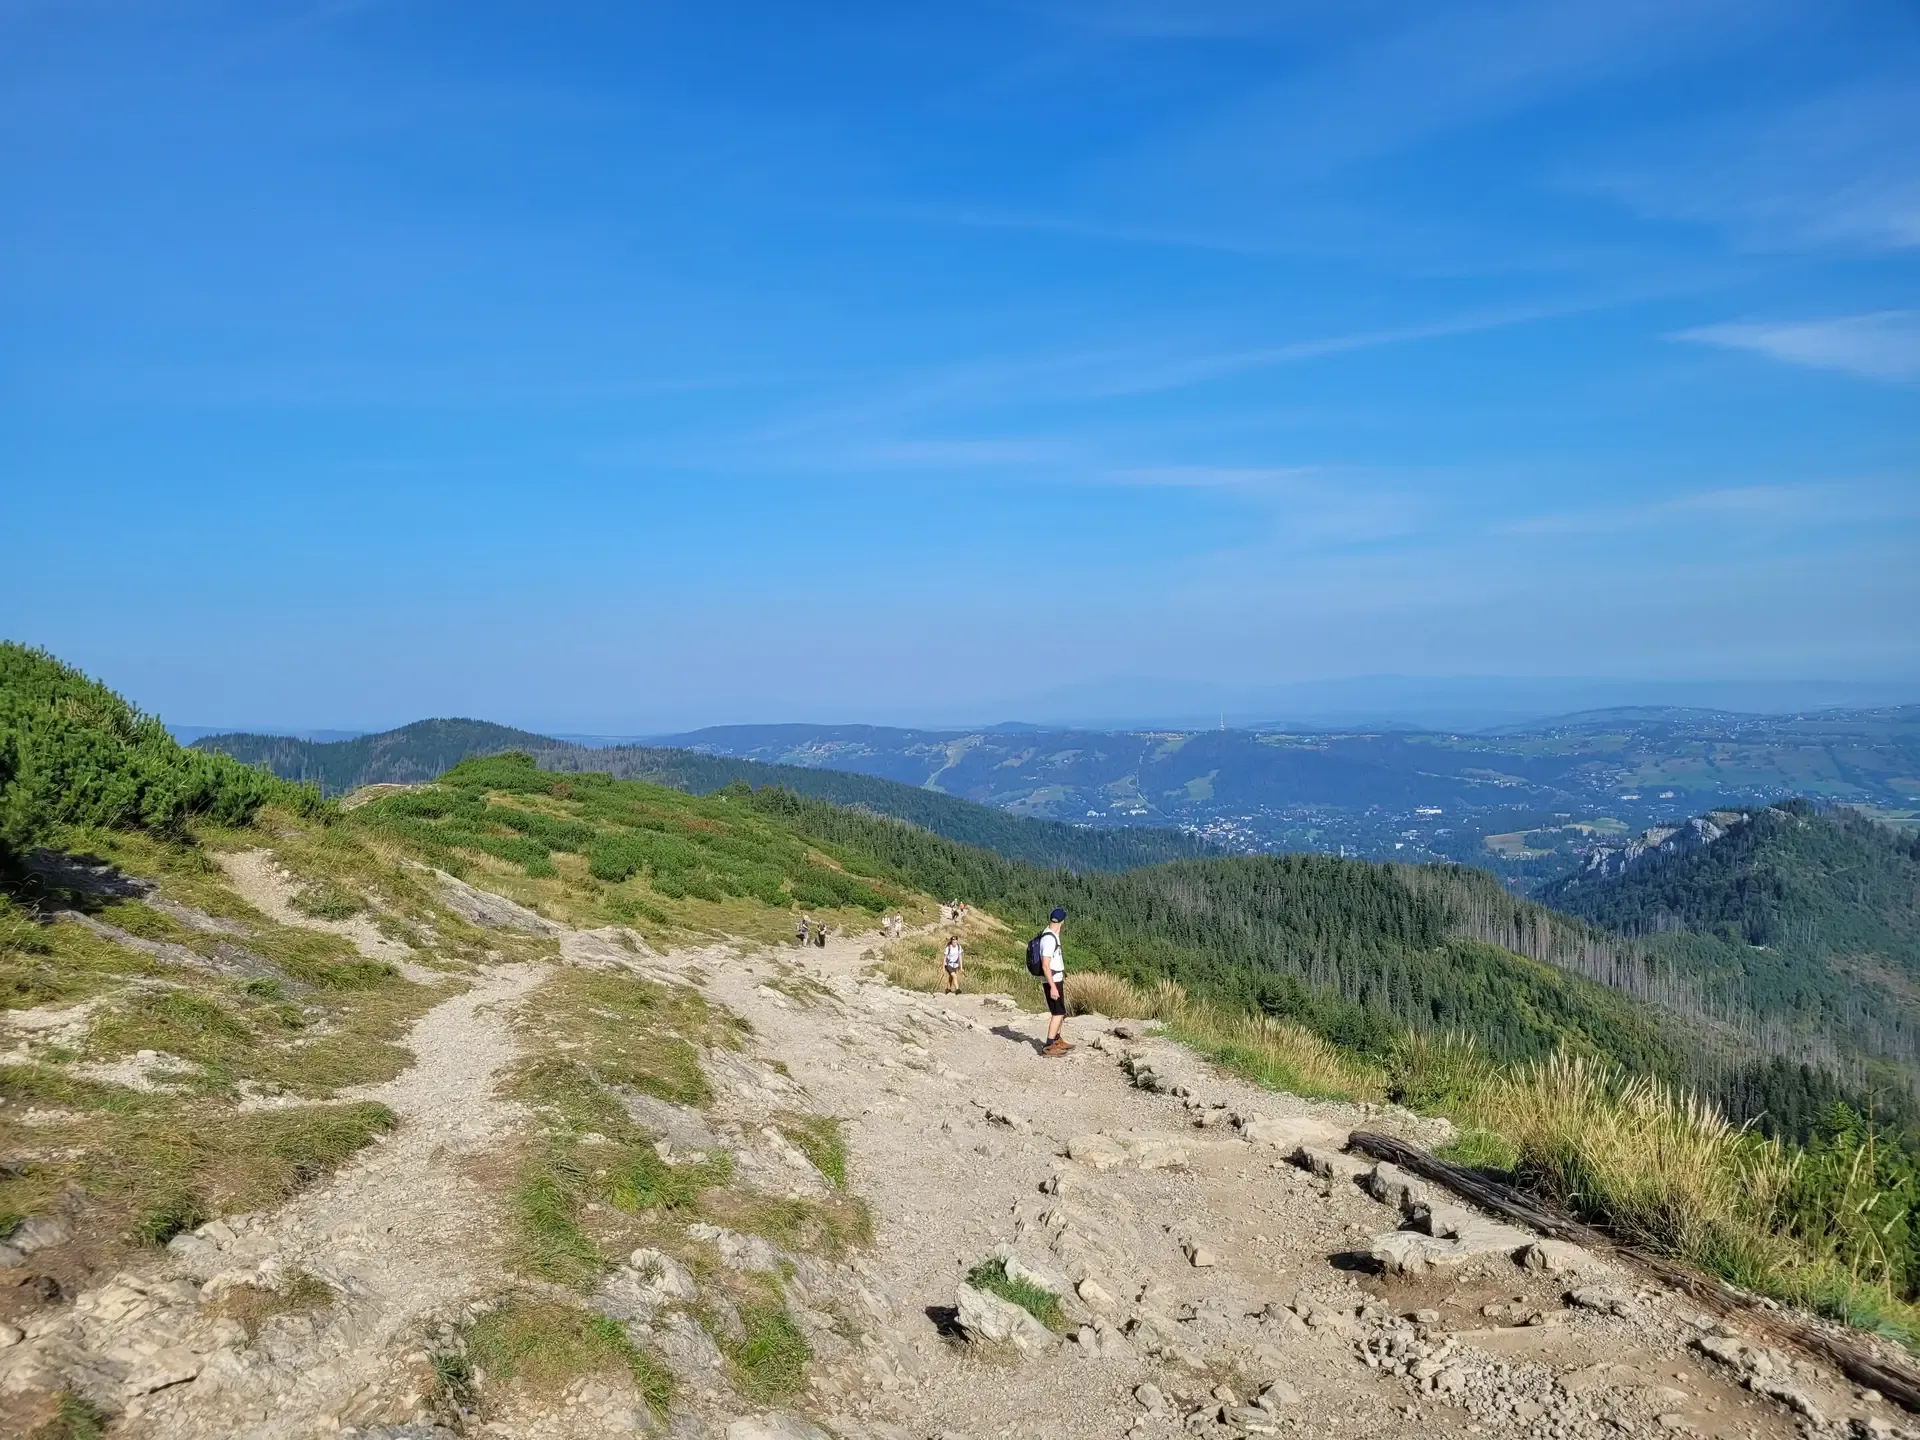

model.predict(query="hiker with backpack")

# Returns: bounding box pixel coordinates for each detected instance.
[1025,907,1070,1056]
[941,934,963,992]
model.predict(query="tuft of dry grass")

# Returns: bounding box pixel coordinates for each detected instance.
[1466,1052,1790,1261]
[1062,970,1156,1019]
[214,1266,336,1342]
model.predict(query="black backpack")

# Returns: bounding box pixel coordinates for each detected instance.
[1026,932,1048,977]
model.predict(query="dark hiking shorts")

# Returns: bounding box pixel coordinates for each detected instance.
[1045,979,1067,1017]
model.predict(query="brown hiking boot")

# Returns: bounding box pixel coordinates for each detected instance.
[1042,1038,1070,1056]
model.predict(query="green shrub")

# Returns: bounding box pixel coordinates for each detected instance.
[0,643,318,867]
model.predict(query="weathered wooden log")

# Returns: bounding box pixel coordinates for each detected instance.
[1347,1130,1920,1415]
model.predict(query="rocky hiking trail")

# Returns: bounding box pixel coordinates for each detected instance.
[6,882,1918,1440]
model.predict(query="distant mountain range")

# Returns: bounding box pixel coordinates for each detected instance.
[197,705,1920,886]
[652,706,1920,880]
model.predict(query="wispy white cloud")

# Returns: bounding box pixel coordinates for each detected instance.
[1579,78,1920,252]
[1498,480,1920,537]
[851,438,1074,468]
[1676,310,1920,383]
[1100,465,1318,489]
[1086,0,1780,204]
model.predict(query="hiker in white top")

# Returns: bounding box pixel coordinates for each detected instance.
[1038,906,1069,1055]
[942,935,963,992]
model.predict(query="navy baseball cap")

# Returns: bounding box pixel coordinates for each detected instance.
[1050,907,1067,922]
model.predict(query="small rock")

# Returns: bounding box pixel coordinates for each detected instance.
[1292,1145,1371,1182]
[1184,1244,1219,1269]
[1076,1277,1115,1312]
[954,1284,1057,1355]
[8,1216,72,1254]
[1134,1382,1167,1412]
[0,1244,24,1270]
[1363,1162,1430,1210]
[1211,1384,1237,1405]
[0,1321,21,1348]
[1518,1238,1598,1276]
[1656,1416,1697,1433]
[1241,1115,1349,1149]
[1567,1285,1637,1317]
[1066,1134,1127,1171]
[1259,1381,1301,1409]
[1125,1137,1192,1170]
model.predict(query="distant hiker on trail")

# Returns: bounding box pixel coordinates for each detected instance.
[795,917,810,947]
[1027,906,1070,1055]
[815,923,828,948]
[942,934,963,992]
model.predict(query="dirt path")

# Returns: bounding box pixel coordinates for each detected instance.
[11,898,1911,1440]
[700,935,1887,1440]
[113,961,546,1438]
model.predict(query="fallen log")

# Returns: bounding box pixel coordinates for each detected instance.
[1347,1130,1920,1415]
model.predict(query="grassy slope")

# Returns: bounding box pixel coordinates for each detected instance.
[193,725,1216,872]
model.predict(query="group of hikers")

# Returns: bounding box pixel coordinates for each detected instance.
[938,903,1071,1055]
[794,898,1074,1059]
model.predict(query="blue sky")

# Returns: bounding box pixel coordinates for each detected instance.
[3,0,1917,731]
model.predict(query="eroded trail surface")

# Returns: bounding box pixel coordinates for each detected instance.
[702,938,1899,1440]
[106,962,542,1438]
[10,899,1914,1440]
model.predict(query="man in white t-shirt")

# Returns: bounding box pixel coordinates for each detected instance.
[942,934,963,992]
[1038,906,1069,1055]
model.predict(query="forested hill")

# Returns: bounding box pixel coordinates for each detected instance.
[195,719,552,791]
[192,722,1214,874]
[1541,801,1920,1100]
[1543,800,1920,948]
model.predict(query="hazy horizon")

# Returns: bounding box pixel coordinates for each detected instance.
[5,1,1916,716]
[160,671,1920,743]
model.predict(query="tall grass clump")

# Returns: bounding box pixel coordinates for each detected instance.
[1468,1053,1790,1274]
[1454,1054,1920,1343]
[1063,970,1157,1019]
[1064,970,1381,1101]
